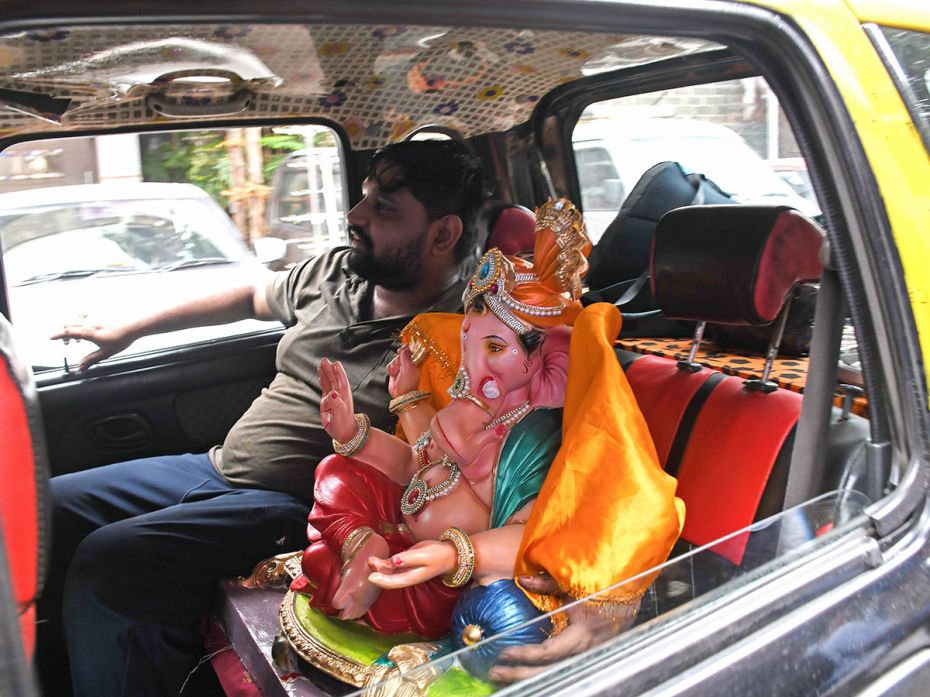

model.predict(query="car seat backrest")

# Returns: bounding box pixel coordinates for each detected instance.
[670,376,802,564]
[623,353,803,565]
[620,353,718,467]
[585,161,734,289]
[0,312,49,660]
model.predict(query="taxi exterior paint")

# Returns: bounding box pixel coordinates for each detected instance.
[846,0,930,31]
[742,0,930,405]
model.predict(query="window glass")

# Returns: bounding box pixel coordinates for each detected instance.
[351,490,870,695]
[266,127,347,262]
[576,146,625,215]
[572,77,820,242]
[0,125,347,371]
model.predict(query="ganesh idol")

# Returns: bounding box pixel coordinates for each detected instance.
[289,199,592,639]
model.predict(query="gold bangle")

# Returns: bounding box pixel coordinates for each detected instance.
[332,413,371,457]
[439,527,475,588]
[341,526,375,570]
[389,390,431,415]
[393,399,427,416]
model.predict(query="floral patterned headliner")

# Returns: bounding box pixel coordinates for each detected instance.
[0,23,718,148]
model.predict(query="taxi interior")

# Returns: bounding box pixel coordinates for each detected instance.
[0,2,926,696]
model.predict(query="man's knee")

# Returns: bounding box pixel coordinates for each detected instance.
[63,521,197,628]
[50,471,93,523]
[65,523,139,597]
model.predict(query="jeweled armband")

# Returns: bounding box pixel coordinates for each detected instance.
[332,413,371,457]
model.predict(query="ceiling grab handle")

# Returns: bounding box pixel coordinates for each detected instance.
[143,69,256,118]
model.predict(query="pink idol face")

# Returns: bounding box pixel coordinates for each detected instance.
[460,308,539,408]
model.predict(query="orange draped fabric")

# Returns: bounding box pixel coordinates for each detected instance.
[398,312,463,429]
[515,303,685,610]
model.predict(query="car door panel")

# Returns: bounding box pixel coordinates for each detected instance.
[36,333,281,477]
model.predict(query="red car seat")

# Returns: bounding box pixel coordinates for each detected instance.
[0,310,50,668]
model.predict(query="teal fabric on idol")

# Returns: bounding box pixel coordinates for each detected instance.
[490,408,562,528]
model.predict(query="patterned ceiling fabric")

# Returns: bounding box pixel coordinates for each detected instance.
[0,23,718,147]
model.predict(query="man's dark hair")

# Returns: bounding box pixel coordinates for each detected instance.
[369,140,491,263]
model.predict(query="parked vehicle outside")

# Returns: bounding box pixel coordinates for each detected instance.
[0,182,281,370]
[266,147,347,263]
[768,156,815,202]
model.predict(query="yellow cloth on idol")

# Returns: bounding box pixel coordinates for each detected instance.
[398,304,684,609]
[515,303,685,610]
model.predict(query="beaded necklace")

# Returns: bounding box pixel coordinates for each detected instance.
[484,400,530,429]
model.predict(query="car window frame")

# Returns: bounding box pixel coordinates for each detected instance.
[534,43,914,524]
[521,4,929,688]
[505,2,928,694]
[0,3,927,694]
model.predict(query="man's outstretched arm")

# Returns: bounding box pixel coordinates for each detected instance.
[51,272,275,371]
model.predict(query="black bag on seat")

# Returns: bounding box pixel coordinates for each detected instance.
[581,276,695,339]
[585,161,735,290]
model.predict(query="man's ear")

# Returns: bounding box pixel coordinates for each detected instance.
[429,214,464,255]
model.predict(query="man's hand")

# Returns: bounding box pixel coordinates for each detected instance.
[50,321,135,371]
[488,573,640,684]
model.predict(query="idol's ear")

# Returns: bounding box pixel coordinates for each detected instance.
[529,325,571,408]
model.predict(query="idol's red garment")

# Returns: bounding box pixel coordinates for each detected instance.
[290,455,462,639]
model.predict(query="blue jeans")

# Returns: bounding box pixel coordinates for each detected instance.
[37,453,309,697]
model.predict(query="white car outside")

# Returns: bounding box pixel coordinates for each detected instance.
[0,182,281,370]
[573,118,820,242]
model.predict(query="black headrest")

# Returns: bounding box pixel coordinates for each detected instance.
[651,205,824,325]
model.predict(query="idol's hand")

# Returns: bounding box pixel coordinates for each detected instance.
[387,345,420,398]
[367,540,456,589]
[318,358,356,442]
[332,533,389,620]
[488,573,640,683]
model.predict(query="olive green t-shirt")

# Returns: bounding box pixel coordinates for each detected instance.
[211,248,467,503]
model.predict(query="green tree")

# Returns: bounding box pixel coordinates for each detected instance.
[141,128,306,208]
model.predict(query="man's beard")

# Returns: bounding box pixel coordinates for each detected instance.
[346,226,427,290]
